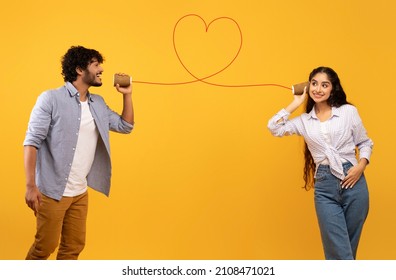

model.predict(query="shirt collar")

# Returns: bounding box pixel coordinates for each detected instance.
[307,108,317,119]
[65,82,94,102]
[332,106,342,117]
[307,105,341,120]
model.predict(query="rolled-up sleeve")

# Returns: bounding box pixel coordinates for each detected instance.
[351,108,373,162]
[267,109,300,137]
[23,91,52,148]
[107,106,134,134]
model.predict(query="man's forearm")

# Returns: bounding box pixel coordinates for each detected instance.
[24,145,37,187]
[121,94,134,125]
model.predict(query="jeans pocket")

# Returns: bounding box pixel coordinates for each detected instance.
[343,162,353,176]
[315,170,328,182]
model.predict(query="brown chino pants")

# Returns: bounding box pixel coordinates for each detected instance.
[26,191,88,260]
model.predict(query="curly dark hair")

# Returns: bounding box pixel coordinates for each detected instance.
[303,66,350,190]
[61,46,104,82]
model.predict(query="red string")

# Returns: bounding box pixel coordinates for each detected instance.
[134,14,291,91]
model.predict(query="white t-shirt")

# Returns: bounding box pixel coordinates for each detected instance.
[319,121,331,165]
[63,100,99,197]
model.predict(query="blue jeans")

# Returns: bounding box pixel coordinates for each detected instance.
[314,162,369,260]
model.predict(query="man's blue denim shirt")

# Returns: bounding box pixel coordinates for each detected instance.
[23,82,133,200]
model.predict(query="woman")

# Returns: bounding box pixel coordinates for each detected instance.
[267,66,373,259]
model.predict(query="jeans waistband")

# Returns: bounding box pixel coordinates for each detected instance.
[317,161,352,172]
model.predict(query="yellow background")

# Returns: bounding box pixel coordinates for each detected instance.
[1,0,395,259]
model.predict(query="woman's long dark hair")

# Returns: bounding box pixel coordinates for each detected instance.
[303,66,350,190]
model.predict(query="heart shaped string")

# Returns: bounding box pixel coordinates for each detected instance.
[134,14,291,90]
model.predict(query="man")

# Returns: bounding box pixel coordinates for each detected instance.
[23,46,134,259]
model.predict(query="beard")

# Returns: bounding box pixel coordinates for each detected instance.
[83,70,102,87]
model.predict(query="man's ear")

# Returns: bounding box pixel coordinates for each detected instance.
[76,67,84,76]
